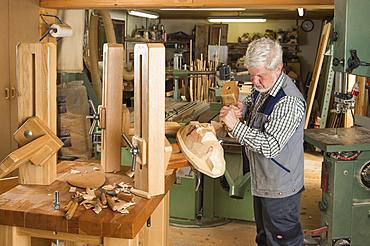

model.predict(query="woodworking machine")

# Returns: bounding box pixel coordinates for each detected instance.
[331,0,370,114]
[168,104,254,226]
[303,1,370,245]
[305,128,370,246]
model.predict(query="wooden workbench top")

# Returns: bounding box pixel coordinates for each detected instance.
[0,158,185,239]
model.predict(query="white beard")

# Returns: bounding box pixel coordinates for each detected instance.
[254,74,277,93]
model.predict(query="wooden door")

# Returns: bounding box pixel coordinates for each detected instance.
[8,0,39,151]
[0,0,11,161]
[209,24,228,45]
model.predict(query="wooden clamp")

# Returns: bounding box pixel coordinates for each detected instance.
[134,43,172,196]
[221,81,239,106]
[0,117,63,179]
[100,43,123,173]
[17,42,57,185]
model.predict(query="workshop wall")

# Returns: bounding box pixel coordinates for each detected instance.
[110,10,146,66]
[159,18,322,83]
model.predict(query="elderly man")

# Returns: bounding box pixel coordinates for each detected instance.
[220,38,306,246]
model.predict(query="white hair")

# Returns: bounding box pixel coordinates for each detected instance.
[245,38,283,70]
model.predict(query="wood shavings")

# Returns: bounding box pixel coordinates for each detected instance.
[102,184,115,191]
[64,181,137,220]
[70,169,81,174]
[93,205,102,214]
[93,167,100,171]
[82,203,95,210]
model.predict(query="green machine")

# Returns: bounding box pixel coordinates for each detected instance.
[169,138,254,226]
[305,127,370,246]
[332,0,370,76]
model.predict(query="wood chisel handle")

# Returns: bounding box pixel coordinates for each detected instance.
[65,201,78,220]
[131,188,151,199]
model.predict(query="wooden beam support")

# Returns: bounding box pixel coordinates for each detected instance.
[100,43,123,172]
[134,43,165,196]
[305,22,331,129]
[40,0,333,9]
[17,43,57,185]
[0,226,31,246]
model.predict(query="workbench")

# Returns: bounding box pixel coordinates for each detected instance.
[0,153,189,245]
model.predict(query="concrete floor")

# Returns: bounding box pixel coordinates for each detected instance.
[168,152,323,246]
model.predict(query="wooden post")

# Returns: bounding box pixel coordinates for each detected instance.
[0,226,31,246]
[17,43,57,185]
[134,43,165,196]
[101,43,123,172]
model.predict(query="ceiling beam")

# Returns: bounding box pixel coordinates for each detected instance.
[39,0,334,9]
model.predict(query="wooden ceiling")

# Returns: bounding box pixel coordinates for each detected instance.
[156,8,333,20]
[40,0,334,20]
[40,0,334,9]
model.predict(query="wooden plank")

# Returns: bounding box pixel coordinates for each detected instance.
[304,22,331,129]
[0,177,18,195]
[104,236,139,246]
[354,76,368,116]
[195,25,209,61]
[209,24,228,46]
[40,0,334,9]
[0,226,31,246]
[344,74,355,128]
[146,193,169,246]
[16,43,57,185]
[17,228,101,245]
[101,44,124,172]
[134,44,165,196]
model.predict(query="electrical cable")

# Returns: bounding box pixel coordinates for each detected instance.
[39,14,64,42]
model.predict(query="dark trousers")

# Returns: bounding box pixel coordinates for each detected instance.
[253,192,304,246]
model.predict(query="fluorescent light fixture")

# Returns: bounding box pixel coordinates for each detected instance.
[297,7,304,17]
[128,10,159,19]
[160,8,246,11]
[207,17,266,23]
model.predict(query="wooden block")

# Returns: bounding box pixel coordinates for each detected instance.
[164,121,181,135]
[0,117,63,179]
[0,134,62,179]
[221,81,239,106]
[0,177,18,195]
[134,43,165,196]
[101,43,124,172]
[14,116,61,148]
[17,43,57,185]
